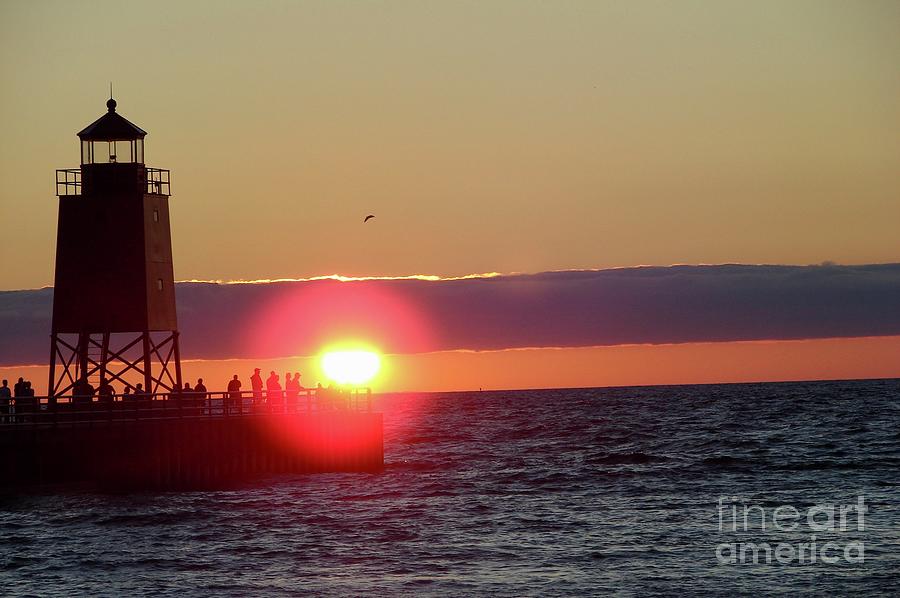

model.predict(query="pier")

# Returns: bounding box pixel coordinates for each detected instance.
[0,390,383,490]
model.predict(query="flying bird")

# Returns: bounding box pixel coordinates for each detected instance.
[364,214,375,223]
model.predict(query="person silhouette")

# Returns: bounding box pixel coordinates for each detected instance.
[227,374,242,413]
[266,371,283,411]
[315,382,328,410]
[285,372,299,410]
[22,381,35,420]
[98,378,115,404]
[0,379,10,423]
[251,368,263,405]
[191,378,207,413]
[73,376,95,406]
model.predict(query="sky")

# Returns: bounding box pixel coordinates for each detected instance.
[1,1,899,391]
[2,0,899,289]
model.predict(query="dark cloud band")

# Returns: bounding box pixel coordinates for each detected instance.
[2,264,899,365]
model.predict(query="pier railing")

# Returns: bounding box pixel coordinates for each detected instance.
[0,387,372,428]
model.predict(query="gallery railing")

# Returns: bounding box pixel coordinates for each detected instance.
[55,168,81,196]
[55,166,171,196]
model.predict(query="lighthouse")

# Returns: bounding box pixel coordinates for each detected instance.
[49,97,182,399]
[0,96,384,490]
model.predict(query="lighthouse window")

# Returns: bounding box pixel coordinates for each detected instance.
[156,279,163,291]
[153,209,159,222]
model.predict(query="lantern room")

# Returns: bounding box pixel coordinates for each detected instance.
[77,98,146,164]
[57,97,170,197]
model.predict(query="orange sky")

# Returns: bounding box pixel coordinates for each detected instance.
[5,336,899,394]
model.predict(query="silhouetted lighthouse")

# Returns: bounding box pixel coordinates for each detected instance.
[50,97,182,398]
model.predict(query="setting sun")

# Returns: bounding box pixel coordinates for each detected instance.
[321,350,381,385]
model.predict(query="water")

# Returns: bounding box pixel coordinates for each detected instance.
[2,379,899,596]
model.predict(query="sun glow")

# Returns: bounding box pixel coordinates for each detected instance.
[321,350,381,385]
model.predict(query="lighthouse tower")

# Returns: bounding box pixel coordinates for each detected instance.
[49,97,182,399]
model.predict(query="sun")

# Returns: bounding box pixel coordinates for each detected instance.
[321,350,381,386]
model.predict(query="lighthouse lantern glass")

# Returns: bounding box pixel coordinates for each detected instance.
[80,138,144,165]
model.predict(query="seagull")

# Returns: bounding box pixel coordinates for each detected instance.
[364,214,375,223]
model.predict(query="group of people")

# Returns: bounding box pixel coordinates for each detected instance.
[0,368,352,421]
[246,368,304,402]
[69,377,211,404]
[0,374,217,422]
[222,369,306,411]
[0,378,37,422]
[0,375,212,407]
[71,377,127,404]
[225,369,349,411]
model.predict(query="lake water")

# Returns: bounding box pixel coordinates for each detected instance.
[2,379,899,596]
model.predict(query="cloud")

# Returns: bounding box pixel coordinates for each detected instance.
[2,264,899,366]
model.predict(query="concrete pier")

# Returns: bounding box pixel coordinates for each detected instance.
[0,393,383,491]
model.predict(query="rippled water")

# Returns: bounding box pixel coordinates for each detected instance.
[2,379,899,596]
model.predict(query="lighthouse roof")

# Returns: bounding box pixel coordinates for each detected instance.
[77,98,147,141]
